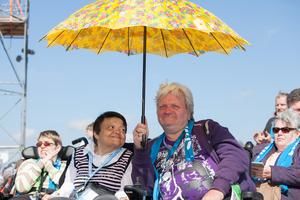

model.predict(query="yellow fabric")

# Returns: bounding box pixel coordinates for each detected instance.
[44,0,249,57]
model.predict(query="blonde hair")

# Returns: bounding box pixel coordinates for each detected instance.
[155,82,194,119]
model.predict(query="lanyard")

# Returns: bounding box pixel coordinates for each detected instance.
[78,147,122,193]
[151,120,194,200]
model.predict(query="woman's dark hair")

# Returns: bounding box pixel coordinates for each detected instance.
[92,111,127,146]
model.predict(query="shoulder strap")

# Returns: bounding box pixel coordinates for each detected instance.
[204,120,210,135]
[59,157,72,187]
[196,120,220,163]
[38,169,48,193]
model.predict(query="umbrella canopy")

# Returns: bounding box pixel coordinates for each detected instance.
[42,0,249,146]
[43,0,248,56]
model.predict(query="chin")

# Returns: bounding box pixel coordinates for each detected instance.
[276,141,286,147]
[161,121,175,128]
[111,142,123,148]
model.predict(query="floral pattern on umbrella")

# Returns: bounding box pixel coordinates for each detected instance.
[43,0,249,57]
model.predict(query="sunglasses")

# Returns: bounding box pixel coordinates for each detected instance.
[272,127,296,134]
[36,141,55,147]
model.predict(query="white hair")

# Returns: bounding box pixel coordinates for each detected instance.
[276,108,300,130]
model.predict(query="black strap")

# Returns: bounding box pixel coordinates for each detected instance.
[37,170,48,194]
[196,120,220,163]
[59,155,72,187]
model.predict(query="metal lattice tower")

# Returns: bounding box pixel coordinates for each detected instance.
[0,0,30,167]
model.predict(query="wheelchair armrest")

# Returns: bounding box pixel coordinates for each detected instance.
[242,191,264,200]
[124,185,149,200]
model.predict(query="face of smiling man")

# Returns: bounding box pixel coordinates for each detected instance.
[157,92,190,141]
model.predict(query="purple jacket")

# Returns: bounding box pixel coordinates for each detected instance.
[252,142,300,200]
[132,119,256,197]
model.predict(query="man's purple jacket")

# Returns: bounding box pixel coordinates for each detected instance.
[131,119,256,198]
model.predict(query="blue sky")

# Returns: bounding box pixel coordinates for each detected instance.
[1,0,300,152]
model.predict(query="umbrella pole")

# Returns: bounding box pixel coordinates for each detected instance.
[141,26,147,148]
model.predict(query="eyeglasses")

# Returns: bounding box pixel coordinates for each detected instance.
[36,141,55,147]
[272,127,296,134]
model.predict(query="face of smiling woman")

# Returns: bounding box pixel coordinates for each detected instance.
[274,119,298,152]
[94,117,126,155]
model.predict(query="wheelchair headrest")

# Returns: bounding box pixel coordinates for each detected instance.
[59,145,75,160]
[22,146,38,159]
[72,137,89,147]
[22,145,74,160]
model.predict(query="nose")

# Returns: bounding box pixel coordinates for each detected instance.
[162,105,173,114]
[114,127,125,135]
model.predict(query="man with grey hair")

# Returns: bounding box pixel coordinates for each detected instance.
[254,92,288,145]
[287,88,300,116]
[254,87,300,145]
[132,82,255,200]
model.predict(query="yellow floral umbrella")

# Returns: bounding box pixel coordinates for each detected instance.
[42,0,249,145]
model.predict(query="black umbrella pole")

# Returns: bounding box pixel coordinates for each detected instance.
[141,26,147,149]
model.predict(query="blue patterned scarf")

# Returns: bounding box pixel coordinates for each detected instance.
[150,120,194,200]
[254,137,300,194]
[48,158,62,190]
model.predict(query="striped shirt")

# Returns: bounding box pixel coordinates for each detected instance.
[73,145,133,193]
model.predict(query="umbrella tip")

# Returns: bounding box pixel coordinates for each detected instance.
[39,35,46,42]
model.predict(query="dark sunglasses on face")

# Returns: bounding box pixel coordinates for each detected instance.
[272,127,296,134]
[36,141,55,147]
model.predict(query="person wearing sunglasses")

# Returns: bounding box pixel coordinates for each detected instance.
[12,130,67,200]
[251,109,300,200]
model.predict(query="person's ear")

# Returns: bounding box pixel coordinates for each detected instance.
[56,144,62,152]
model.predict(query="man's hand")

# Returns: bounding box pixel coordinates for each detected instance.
[202,189,224,200]
[253,131,271,145]
[133,123,149,149]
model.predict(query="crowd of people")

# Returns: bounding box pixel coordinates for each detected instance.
[0,84,299,200]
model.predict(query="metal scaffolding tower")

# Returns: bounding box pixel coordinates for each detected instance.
[0,0,30,166]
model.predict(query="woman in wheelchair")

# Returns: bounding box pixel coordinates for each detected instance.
[46,111,133,200]
[11,130,67,200]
